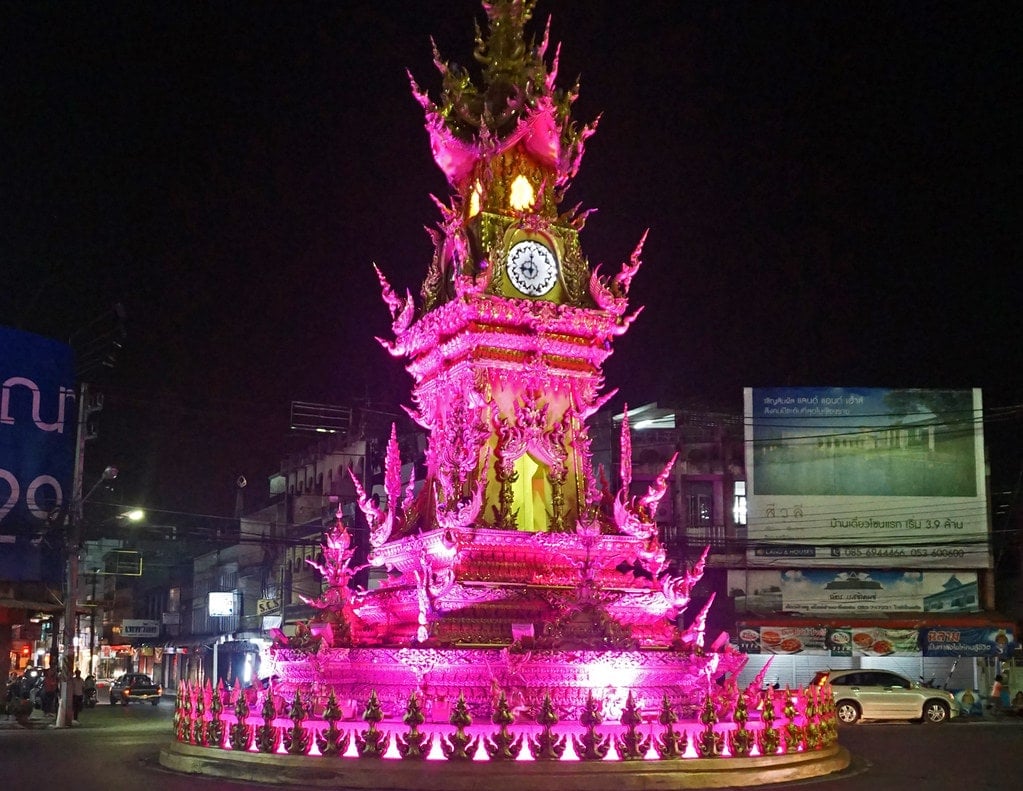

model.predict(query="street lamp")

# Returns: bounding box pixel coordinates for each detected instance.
[85,507,144,677]
[57,465,118,728]
[88,568,100,677]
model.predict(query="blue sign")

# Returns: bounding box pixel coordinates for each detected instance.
[923,627,1016,657]
[0,326,76,581]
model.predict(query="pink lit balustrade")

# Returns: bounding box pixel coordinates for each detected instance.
[173,679,838,762]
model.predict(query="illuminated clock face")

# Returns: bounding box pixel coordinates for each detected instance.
[506,240,557,297]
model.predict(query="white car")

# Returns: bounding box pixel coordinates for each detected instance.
[813,669,960,724]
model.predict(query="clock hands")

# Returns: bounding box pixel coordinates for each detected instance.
[518,257,538,279]
[507,240,557,297]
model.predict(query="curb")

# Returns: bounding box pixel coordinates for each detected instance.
[160,740,852,790]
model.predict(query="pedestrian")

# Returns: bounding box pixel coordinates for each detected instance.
[988,674,1003,712]
[71,669,85,722]
[83,673,97,708]
[41,669,58,714]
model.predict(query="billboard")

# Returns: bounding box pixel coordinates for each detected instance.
[0,326,76,582]
[734,625,1016,658]
[922,627,1015,657]
[735,624,921,657]
[744,387,989,568]
[728,569,981,615]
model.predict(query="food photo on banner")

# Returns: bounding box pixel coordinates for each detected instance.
[736,624,921,657]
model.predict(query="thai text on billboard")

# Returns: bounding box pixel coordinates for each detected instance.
[923,627,1015,657]
[743,387,989,568]
[0,326,76,582]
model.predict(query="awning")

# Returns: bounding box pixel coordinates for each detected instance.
[164,635,219,650]
[0,598,64,615]
[161,633,267,652]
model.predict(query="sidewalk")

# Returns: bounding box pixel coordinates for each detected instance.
[0,706,57,731]
[950,706,1023,724]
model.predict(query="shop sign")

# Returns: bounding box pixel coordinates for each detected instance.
[257,597,281,615]
[736,624,920,656]
[923,627,1015,657]
[121,619,160,638]
[825,628,853,657]
[262,615,282,630]
[735,625,828,655]
[208,591,235,617]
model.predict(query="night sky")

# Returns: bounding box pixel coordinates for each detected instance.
[4,1,1020,521]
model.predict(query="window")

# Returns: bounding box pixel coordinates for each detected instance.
[686,481,713,528]
[875,673,909,689]
[733,480,747,526]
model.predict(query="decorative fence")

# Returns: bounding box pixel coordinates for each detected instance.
[172,680,838,762]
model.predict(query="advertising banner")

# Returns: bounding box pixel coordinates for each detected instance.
[728,569,980,615]
[736,624,921,656]
[743,387,989,568]
[922,627,1016,657]
[0,326,76,582]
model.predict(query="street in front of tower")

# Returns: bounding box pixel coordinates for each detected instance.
[2,703,1021,791]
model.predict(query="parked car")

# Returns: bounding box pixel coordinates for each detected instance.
[813,669,960,724]
[109,673,162,706]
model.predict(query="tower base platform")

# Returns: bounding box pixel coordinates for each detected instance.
[160,740,851,790]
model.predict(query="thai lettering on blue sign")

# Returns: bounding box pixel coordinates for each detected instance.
[923,627,1015,657]
[0,326,76,581]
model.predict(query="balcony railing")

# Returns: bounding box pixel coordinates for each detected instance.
[660,523,745,558]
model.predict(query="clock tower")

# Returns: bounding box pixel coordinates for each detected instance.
[358,0,680,648]
[373,0,648,538]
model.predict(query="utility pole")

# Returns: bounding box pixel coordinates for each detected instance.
[56,382,109,727]
[88,571,99,676]
[56,384,87,728]
[57,464,117,726]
